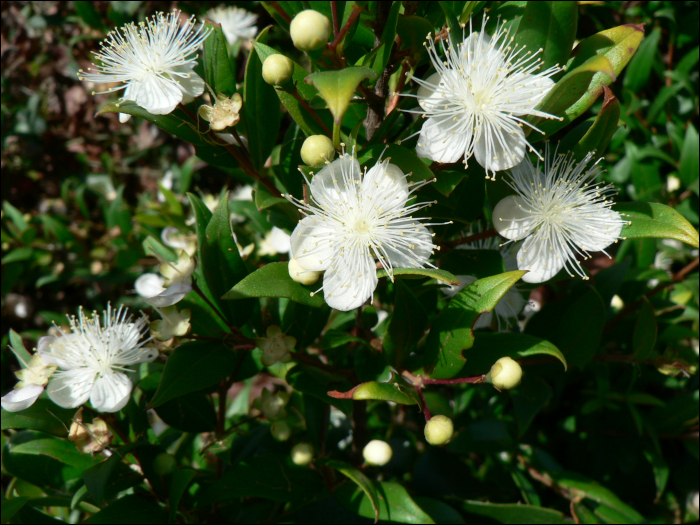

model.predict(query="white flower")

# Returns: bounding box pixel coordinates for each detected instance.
[1,354,58,412]
[78,11,210,123]
[493,147,628,283]
[284,150,440,311]
[256,326,295,367]
[149,305,191,341]
[38,305,158,413]
[258,226,291,256]
[406,16,560,179]
[135,273,167,298]
[161,226,197,256]
[206,6,258,46]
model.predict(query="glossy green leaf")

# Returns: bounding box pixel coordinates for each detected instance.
[511,377,554,437]
[169,470,196,524]
[622,27,660,93]
[372,1,401,76]
[224,261,325,306]
[203,21,236,97]
[329,372,420,406]
[83,442,144,506]
[359,143,434,181]
[1,497,30,523]
[553,288,605,367]
[461,333,566,376]
[616,201,699,247]
[84,494,168,524]
[153,392,216,433]
[679,123,699,187]
[425,271,527,379]
[377,267,460,285]
[515,1,578,71]
[439,2,462,42]
[305,67,377,123]
[8,328,32,367]
[1,398,74,436]
[325,460,380,523]
[336,481,435,524]
[245,28,281,169]
[142,235,177,263]
[633,297,657,360]
[384,281,429,368]
[96,102,234,169]
[287,364,353,414]
[147,341,238,409]
[459,501,566,524]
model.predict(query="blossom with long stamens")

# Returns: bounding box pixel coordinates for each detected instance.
[206,6,258,46]
[37,305,157,413]
[283,149,442,311]
[78,11,211,123]
[493,147,628,283]
[405,15,561,179]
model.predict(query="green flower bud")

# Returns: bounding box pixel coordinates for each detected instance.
[362,439,393,466]
[487,356,522,390]
[291,442,314,466]
[262,54,294,86]
[290,10,331,51]
[289,257,321,285]
[424,415,454,446]
[301,135,335,167]
[271,420,291,441]
[153,453,177,476]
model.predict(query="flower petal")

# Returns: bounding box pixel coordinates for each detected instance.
[383,223,434,270]
[131,76,183,116]
[362,161,409,206]
[474,126,527,174]
[1,384,44,412]
[90,373,133,413]
[47,369,96,409]
[146,282,192,307]
[309,153,361,205]
[290,217,335,271]
[172,66,205,100]
[323,248,378,311]
[135,273,166,298]
[495,288,526,319]
[574,210,625,253]
[38,334,84,369]
[517,235,566,284]
[416,117,470,164]
[493,195,539,240]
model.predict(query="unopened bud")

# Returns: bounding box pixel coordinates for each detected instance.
[487,356,522,390]
[153,453,177,476]
[290,10,331,51]
[271,420,291,441]
[291,442,314,465]
[289,257,321,285]
[263,54,294,85]
[363,439,393,466]
[301,135,335,168]
[424,415,454,446]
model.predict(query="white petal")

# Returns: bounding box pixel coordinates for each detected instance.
[37,334,83,369]
[474,312,493,329]
[416,117,469,164]
[464,30,493,56]
[268,227,292,254]
[323,250,378,311]
[442,275,477,298]
[416,72,442,106]
[119,113,131,123]
[47,369,96,409]
[90,373,132,413]
[309,154,361,204]
[132,76,183,116]
[508,73,555,113]
[146,282,192,307]
[172,66,205,100]
[290,217,335,272]
[384,223,433,269]
[362,162,409,206]
[493,195,538,240]
[495,288,526,319]
[1,384,44,412]
[575,210,624,252]
[135,273,166,298]
[474,126,527,174]
[517,236,566,284]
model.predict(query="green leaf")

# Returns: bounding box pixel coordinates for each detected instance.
[286,364,353,414]
[84,494,168,524]
[439,2,462,43]
[9,328,32,367]
[147,341,238,409]
[188,192,252,324]
[1,399,74,436]
[384,282,429,368]
[1,497,30,523]
[459,501,566,524]
[96,102,234,170]
[425,271,527,379]
[152,392,216,433]
[439,249,507,280]
[514,1,578,71]
[511,377,553,437]
[377,267,460,285]
[203,22,236,97]
[633,297,657,360]
[83,442,144,506]
[168,470,196,524]
[142,235,177,263]
[245,27,281,170]
[325,460,381,523]
[253,42,327,136]
[616,202,699,248]
[305,67,377,124]
[223,261,325,307]
[559,86,621,162]
[679,123,699,187]
[336,481,435,524]
[461,332,566,376]
[75,1,106,30]
[372,1,401,77]
[329,372,420,406]
[414,497,466,525]
[553,288,605,367]
[622,27,661,93]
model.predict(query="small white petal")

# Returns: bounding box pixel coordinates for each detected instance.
[493,195,538,240]
[309,154,361,204]
[517,236,565,283]
[474,126,527,174]
[576,210,625,252]
[172,66,205,100]
[47,369,96,409]
[90,373,133,413]
[323,253,378,312]
[135,273,166,298]
[415,119,469,163]
[145,282,192,307]
[119,113,131,123]
[1,384,44,412]
[290,218,334,272]
[384,223,433,269]
[495,289,526,319]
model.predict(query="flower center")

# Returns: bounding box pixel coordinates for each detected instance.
[353,217,373,234]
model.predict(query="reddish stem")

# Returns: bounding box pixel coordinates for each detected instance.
[423,375,485,385]
[417,388,431,421]
[444,228,499,249]
[329,5,361,52]
[279,85,332,136]
[331,1,339,37]
[268,2,292,23]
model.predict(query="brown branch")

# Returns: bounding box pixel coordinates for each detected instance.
[443,227,499,249]
[330,1,339,37]
[423,375,485,385]
[329,5,362,52]
[417,388,431,421]
[267,2,291,24]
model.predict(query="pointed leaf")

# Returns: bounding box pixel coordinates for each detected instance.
[9,328,32,367]
[2,399,75,436]
[306,67,377,123]
[384,281,429,368]
[336,481,435,524]
[458,501,566,524]
[325,460,381,523]
[461,333,566,376]
[515,1,578,71]
[616,202,699,247]
[328,372,420,406]
[203,22,236,96]
[377,267,459,285]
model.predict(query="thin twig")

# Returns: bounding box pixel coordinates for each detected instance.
[443,227,499,249]
[423,375,485,385]
[278,85,332,136]
[329,5,361,52]
[330,1,339,37]
[192,282,229,327]
[267,1,291,23]
[417,388,432,421]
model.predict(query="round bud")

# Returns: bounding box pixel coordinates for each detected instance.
[290,10,331,51]
[300,135,336,168]
[289,258,321,285]
[291,442,314,466]
[262,54,294,86]
[488,356,522,390]
[152,453,177,476]
[363,439,393,466]
[424,415,454,446]
[271,421,291,442]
